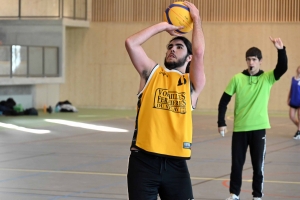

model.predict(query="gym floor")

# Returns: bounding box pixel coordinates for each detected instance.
[0,109,299,200]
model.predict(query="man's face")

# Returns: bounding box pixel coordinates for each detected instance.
[246,56,262,74]
[164,39,190,70]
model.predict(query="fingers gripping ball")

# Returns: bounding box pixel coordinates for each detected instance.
[163,2,194,34]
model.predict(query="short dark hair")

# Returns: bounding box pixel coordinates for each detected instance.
[246,47,262,60]
[169,36,192,55]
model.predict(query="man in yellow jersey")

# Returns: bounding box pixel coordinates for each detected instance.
[125,1,205,199]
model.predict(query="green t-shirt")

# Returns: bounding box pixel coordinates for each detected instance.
[225,70,276,132]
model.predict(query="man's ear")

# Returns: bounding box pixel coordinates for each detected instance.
[186,55,192,62]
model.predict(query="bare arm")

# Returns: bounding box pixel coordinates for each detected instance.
[125,22,183,90]
[184,2,206,106]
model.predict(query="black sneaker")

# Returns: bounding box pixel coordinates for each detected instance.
[293,131,300,140]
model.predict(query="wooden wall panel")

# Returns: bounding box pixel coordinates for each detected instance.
[61,22,300,111]
[0,0,19,16]
[92,0,300,22]
[21,0,59,17]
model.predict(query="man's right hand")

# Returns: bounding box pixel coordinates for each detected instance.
[163,22,184,36]
[269,36,283,49]
[218,126,227,137]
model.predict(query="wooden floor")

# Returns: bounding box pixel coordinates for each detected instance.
[0,109,299,200]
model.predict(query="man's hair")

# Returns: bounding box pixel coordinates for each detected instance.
[246,47,262,60]
[168,36,192,73]
[169,36,192,55]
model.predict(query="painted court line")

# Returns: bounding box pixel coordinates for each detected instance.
[45,119,128,132]
[0,168,299,185]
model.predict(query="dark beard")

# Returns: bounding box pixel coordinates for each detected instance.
[164,54,189,70]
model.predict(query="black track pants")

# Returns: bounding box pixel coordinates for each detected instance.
[229,130,266,198]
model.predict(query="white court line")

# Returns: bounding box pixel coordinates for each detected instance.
[0,122,50,134]
[45,119,128,132]
[0,168,299,185]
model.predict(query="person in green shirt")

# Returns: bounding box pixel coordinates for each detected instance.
[218,37,288,200]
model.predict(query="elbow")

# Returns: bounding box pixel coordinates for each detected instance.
[282,63,288,74]
[125,37,134,50]
[284,66,288,74]
[125,38,130,49]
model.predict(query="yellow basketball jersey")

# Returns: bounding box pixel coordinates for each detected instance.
[131,64,193,159]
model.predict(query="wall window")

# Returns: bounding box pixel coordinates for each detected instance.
[0,45,59,78]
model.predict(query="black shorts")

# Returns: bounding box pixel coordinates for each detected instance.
[127,150,194,200]
[289,104,300,109]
